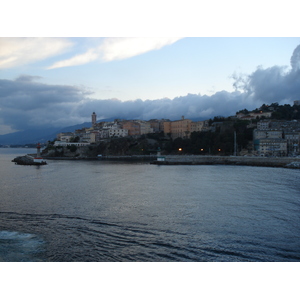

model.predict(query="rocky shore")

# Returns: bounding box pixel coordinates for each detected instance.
[12,155,47,165]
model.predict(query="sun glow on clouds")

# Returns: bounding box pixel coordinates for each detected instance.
[47,37,183,69]
[0,38,73,69]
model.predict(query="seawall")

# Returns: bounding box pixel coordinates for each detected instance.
[45,155,157,161]
[150,155,300,168]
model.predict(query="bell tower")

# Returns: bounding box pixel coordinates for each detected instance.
[91,112,97,127]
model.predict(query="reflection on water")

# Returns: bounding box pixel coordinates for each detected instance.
[0,149,300,261]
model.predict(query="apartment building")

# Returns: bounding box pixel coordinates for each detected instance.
[253,129,283,140]
[149,119,170,133]
[190,121,205,133]
[162,116,192,139]
[257,138,287,156]
[257,120,271,130]
[285,131,300,154]
[136,121,153,135]
[121,121,141,136]
[109,127,128,138]
[56,132,75,142]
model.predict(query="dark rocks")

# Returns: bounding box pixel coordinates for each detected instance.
[12,155,47,165]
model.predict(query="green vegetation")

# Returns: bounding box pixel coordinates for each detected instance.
[67,144,78,152]
[164,120,252,155]
[238,102,300,120]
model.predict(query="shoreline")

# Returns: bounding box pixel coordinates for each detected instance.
[150,155,300,168]
[42,155,300,168]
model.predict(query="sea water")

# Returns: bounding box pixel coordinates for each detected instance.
[1,148,300,261]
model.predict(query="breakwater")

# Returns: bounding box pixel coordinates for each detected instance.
[150,155,300,168]
[43,154,300,168]
[45,155,157,161]
[102,155,157,161]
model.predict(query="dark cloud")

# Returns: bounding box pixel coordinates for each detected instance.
[290,45,300,71]
[0,76,87,130]
[1,45,300,134]
[236,44,300,105]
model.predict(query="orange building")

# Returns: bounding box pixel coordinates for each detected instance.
[121,121,141,136]
[163,116,192,139]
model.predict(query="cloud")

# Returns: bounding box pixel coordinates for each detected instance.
[98,37,183,62]
[1,44,300,135]
[47,37,182,69]
[47,48,99,69]
[290,44,300,71]
[0,75,247,133]
[234,45,300,105]
[0,76,88,131]
[0,38,73,69]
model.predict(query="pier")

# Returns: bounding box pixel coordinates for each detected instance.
[150,155,300,168]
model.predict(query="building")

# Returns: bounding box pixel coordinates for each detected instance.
[257,138,287,156]
[56,132,75,142]
[190,121,205,133]
[91,112,97,127]
[89,131,100,143]
[257,120,271,130]
[253,129,283,140]
[54,141,90,147]
[98,129,110,139]
[285,131,300,154]
[136,121,153,135]
[148,119,170,133]
[162,121,171,136]
[80,132,92,143]
[163,116,192,139]
[294,100,300,106]
[121,121,141,136]
[108,127,128,138]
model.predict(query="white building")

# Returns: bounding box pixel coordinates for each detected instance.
[109,127,128,138]
[54,141,90,147]
[257,120,271,130]
[253,129,283,140]
[56,132,75,142]
[258,138,287,156]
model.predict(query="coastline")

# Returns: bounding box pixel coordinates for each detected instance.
[150,155,300,168]
[42,154,300,168]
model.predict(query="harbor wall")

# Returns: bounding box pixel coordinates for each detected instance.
[151,155,300,168]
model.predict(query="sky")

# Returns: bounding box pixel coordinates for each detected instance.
[1,2,300,135]
[1,1,299,296]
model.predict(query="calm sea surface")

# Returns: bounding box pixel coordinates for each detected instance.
[1,148,300,262]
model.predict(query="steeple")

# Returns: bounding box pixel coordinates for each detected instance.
[92,112,97,127]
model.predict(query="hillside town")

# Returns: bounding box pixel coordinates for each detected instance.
[50,101,300,157]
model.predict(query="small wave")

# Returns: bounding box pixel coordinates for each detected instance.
[0,230,34,240]
[0,230,45,262]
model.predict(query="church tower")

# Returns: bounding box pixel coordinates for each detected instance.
[92,112,97,127]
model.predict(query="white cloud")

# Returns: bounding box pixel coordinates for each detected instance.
[98,37,183,62]
[47,37,183,69]
[0,37,73,69]
[47,48,98,69]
